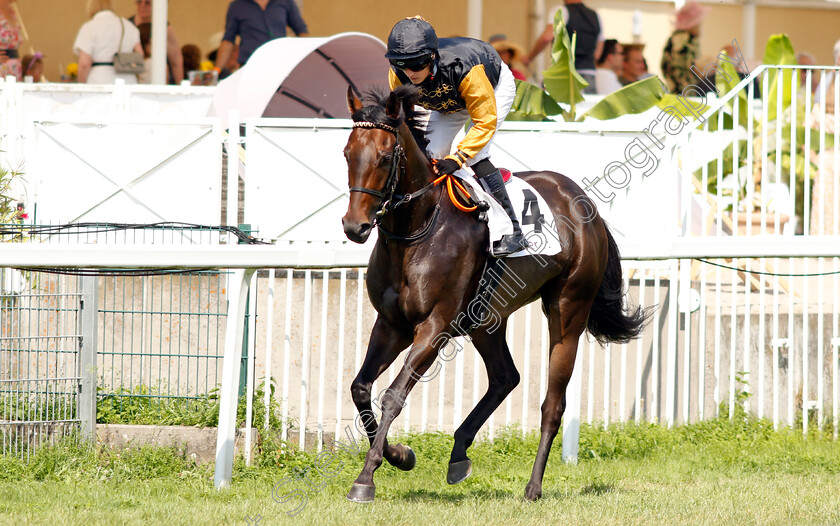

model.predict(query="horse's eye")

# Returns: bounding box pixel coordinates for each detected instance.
[380,155,393,165]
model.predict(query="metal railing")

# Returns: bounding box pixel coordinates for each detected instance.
[0,269,92,458]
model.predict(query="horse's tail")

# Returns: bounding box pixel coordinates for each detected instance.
[587,224,650,345]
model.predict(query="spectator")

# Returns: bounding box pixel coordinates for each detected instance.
[813,39,840,119]
[206,31,239,75]
[661,1,710,94]
[214,0,308,77]
[618,44,646,86]
[182,43,216,85]
[0,0,23,81]
[814,40,840,102]
[594,39,622,94]
[640,57,654,80]
[129,0,183,84]
[73,0,143,84]
[489,34,528,81]
[136,21,152,83]
[796,51,818,96]
[524,0,604,93]
[21,52,44,82]
[701,44,759,95]
[182,44,202,75]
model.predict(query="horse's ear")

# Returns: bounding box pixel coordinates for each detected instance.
[385,91,400,120]
[347,86,363,115]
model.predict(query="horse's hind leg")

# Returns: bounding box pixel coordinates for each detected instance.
[350,316,416,471]
[448,322,520,484]
[524,282,594,501]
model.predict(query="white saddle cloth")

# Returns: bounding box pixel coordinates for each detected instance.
[453,169,563,258]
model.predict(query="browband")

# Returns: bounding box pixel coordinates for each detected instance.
[352,121,398,134]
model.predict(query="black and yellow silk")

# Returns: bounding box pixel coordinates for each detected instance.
[389,37,502,166]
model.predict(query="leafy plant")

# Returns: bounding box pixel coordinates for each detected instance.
[96,377,286,431]
[507,79,563,121]
[585,76,667,121]
[0,159,26,242]
[541,9,588,120]
[507,14,664,122]
[699,34,828,221]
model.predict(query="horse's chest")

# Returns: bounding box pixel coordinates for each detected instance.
[370,285,401,317]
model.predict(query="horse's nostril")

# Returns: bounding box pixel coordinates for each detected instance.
[358,223,372,237]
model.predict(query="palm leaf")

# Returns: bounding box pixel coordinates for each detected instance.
[542,10,587,116]
[713,52,752,130]
[585,76,666,120]
[763,34,797,121]
[507,79,563,121]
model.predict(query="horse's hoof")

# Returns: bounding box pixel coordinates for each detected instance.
[396,445,416,471]
[524,483,542,501]
[447,459,472,485]
[346,483,375,503]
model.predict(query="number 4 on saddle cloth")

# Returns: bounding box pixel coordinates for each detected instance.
[453,167,563,258]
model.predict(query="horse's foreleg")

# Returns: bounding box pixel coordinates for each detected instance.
[350,316,415,470]
[448,323,520,484]
[524,296,591,502]
[347,320,445,503]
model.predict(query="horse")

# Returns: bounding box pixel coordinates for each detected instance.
[341,84,647,503]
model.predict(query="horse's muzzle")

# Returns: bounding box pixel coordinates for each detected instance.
[342,217,373,244]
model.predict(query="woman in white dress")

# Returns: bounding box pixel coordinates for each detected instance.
[73,0,142,84]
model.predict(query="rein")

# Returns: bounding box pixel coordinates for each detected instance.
[348,120,483,244]
[349,120,441,221]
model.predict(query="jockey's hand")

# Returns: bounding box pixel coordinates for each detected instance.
[432,158,460,176]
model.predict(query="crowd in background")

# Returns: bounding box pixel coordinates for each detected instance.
[485,0,835,98]
[0,0,308,85]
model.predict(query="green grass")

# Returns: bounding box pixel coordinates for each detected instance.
[95,381,285,430]
[2,412,840,525]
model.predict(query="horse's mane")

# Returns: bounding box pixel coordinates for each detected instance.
[352,85,430,154]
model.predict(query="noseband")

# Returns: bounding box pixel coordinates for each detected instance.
[349,121,406,220]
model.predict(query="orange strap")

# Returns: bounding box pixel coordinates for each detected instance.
[433,173,478,212]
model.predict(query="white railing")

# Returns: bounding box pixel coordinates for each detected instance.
[672,65,840,239]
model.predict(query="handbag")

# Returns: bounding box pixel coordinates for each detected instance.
[113,16,145,74]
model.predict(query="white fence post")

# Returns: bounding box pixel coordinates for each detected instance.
[665,259,680,427]
[562,334,584,464]
[226,110,240,229]
[78,274,99,441]
[214,267,256,489]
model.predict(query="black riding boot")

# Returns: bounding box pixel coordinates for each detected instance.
[477,169,527,257]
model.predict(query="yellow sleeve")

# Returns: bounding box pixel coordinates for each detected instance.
[388,68,402,90]
[447,64,497,165]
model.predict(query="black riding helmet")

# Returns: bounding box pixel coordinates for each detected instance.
[385,17,438,70]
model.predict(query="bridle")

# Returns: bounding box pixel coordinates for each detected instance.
[348,121,405,220]
[349,120,438,224]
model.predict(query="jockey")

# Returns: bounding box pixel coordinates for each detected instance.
[385,16,526,257]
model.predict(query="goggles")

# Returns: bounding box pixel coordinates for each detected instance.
[389,54,433,72]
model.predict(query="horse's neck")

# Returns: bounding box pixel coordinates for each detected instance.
[397,127,433,195]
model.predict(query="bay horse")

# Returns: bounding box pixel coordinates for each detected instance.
[341,85,647,502]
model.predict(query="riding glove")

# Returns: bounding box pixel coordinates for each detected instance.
[433,158,461,176]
